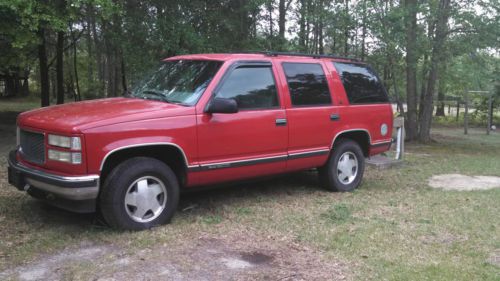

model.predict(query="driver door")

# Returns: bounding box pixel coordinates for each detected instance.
[194,61,288,185]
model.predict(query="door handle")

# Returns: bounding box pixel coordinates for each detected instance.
[330,114,340,121]
[275,118,287,126]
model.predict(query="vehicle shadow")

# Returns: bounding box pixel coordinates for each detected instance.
[179,170,323,209]
[14,170,323,230]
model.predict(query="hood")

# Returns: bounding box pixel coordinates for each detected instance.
[18,97,195,133]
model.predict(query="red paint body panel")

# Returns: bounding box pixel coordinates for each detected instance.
[83,114,198,175]
[15,53,393,188]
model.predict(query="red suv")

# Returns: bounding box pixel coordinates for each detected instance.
[8,52,393,230]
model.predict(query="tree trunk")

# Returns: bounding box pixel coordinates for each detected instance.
[278,0,286,39]
[90,4,103,96]
[418,0,451,142]
[298,0,307,51]
[56,30,65,104]
[22,75,29,96]
[38,27,50,107]
[70,25,82,101]
[435,78,445,116]
[13,71,21,96]
[4,75,15,97]
[418,20,435,124]
[344,0,349,56]
[85,7,94,90]
[332,31,337,53]
[392,67,405,115]
[418,54,429,121]
[121,51,127,94]
[404,0,418,140]
[360,0,367,60]
[318,17,324,54]
[268,2,273,38]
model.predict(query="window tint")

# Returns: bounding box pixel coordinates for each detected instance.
[282,63,331,106]
[333,62,388,104]
[215,66,279,110]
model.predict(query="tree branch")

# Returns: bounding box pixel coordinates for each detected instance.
[445,27,478,36]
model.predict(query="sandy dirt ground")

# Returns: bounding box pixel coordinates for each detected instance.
[0,230,348,281]
[429,174,500,191]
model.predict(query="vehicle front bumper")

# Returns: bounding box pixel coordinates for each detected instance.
[7,150,100,213]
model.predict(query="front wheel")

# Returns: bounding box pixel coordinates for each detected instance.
[99,157,179,230]
[319,139,365,192]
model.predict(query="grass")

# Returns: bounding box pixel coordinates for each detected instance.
[320,203,352,224]
[0,108,499,279]
[0,97,40,112]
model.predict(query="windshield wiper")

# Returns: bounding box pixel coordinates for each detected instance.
[141,89,168,101]
[137,89,187,106]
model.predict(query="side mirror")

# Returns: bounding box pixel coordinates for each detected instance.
[205,97,238,114]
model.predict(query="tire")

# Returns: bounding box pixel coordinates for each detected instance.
[99,157,179,230]
[319,139,365,192]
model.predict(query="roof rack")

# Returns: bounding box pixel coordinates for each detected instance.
[233,51,362,62]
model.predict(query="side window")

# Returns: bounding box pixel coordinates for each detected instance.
[333,62,389,104]
[215,66,279,110]
[282,62,332,106]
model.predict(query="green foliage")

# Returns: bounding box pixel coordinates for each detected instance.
[1,0,499,107]
[201,214,223,225]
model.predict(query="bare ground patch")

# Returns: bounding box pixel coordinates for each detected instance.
[0,228,349,281]
[428,174,500,191]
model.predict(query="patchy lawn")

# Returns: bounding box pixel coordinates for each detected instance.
[0,97,40,113]
[0,106,499,280]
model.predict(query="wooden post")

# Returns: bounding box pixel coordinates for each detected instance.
[464,91,469,135]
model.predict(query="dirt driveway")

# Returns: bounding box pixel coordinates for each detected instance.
[0,228,348,280]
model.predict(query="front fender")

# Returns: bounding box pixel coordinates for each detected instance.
[82,115,197,174]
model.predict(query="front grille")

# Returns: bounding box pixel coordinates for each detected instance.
[19,129,45,164]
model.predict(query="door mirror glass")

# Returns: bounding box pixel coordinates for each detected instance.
[205,97,238,114]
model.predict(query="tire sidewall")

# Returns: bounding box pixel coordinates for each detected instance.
[100,157,179,230]
[326,140,365,192]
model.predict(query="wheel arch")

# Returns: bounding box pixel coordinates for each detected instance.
[331,129,371,157]
[99,143,189,187]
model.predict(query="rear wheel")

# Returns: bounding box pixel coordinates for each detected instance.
[99,157,179,230]
[319,139,365,192]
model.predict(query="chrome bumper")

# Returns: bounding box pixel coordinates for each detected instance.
[7,150,99,202]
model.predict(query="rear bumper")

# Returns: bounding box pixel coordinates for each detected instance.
[7,150,99,213]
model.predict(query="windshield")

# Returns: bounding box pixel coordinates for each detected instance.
[130,60,223,105]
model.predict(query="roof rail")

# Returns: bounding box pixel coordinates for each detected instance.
[232,51,362,62]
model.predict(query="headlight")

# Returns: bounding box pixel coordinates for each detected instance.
[48,134,81,150]
[48,149,82,164]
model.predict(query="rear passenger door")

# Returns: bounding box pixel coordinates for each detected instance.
[278,61,337,171]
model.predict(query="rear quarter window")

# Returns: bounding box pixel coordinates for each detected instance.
[333,62,388,104]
